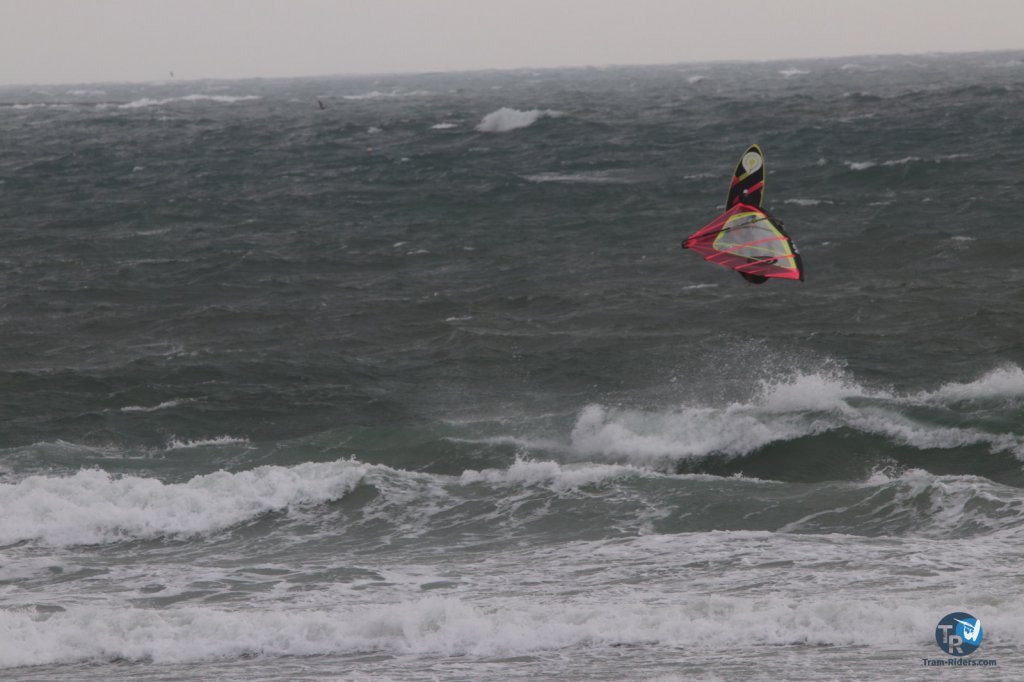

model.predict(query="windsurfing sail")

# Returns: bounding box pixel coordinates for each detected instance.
[682,144,803,283]
[726,144,765,209]
[682,203,804,281]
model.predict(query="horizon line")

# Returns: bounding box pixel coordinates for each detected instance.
[1,46,1022,89]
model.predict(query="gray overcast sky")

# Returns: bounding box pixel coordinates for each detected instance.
[2,0,1022,85]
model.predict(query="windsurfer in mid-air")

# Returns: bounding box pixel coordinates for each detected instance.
[735,187,767,285]
[681,144,804,285]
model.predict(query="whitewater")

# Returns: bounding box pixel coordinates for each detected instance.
[3,51,1024,680]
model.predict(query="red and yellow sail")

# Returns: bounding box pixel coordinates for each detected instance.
[682,203,804,281]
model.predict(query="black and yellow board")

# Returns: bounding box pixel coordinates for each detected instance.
[726,144,765,209]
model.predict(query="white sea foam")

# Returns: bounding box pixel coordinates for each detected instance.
[2,594,1020,668]
[569,366,1024,463]
[475,107,562,133]
[343,90,391,100]
[7,369,1022,551]
[445,434,561,450]
[342,90,434,100]
[120,399,186,413]
[840,63,876,71]
[118,94,260,109]
[883,156,922,166]
[779,68,809,77]
[11,103,73,110]
[431,122,457,130]
[567,372,870,463]
[758,370,879,412]
[0,461,372,546]
[845,154,967,171]
[0,454,779,549]
[181,94,257,103]
[460,458,653,491]
[569,403,817,464]
[167,435,249,449]
[687,75,706,84]
[782,198,832,206]
[914,365,1024,404]
[785,467,1024,538]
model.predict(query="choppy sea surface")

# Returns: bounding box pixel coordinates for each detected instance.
[3,51,1024,680]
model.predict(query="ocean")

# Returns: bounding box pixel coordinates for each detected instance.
[2,51,1023,680]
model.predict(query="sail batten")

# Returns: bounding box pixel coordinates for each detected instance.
[682,203,804,282]
[681,144,804,284]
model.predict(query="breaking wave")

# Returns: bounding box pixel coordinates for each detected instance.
[569,366,1024,464]
[782,467,1024,537]
[843,154,969,171]
[0,461,371,546]
[0,456,676,548]
[475,107,562,132]
[342,89,434,100]
[120,399,188,413]
[3,591,1022,668]
[116,94,260,109]
[167,435,250,450]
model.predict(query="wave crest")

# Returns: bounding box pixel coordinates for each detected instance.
[460,457,653,490]
[475,107,562,133]
[117,94,260,109]
[783,468,1024,538]
[4,594,1021,668]
[569,366,1024,464]
[0,461,372,547]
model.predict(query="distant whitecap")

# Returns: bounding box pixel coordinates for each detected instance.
[475,107,563,133]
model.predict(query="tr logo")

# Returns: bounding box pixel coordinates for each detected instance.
[935,612,983,656]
